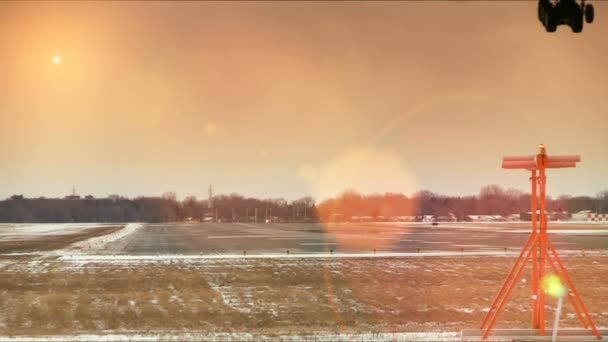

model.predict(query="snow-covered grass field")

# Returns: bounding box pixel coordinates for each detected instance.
[0,331,461,341]
[1,254,607,339]
[1,222,607,340]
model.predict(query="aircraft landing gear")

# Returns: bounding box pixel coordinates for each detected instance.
[572,12,584,32]
[538,0,552,24]
[585,3,595,23]
[543,3,557,32]
[538,0,594,33]
[545,13,558,32]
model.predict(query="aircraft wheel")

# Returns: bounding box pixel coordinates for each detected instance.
[572,14,584,33]
[544,10,557,32]
[585,4,594,24]
[538,0,546,22]
[539,0,551,23]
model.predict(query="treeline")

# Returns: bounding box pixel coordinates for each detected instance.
[0,193,317,223]
[316,185,608,221]
[1,186,607,223]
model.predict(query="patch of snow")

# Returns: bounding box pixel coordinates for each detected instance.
[51,223,143,256]
[207,283,252,314]
[454,307,475,314]
[0,252,43,256]
[0,331,461,341]
[0,223,115,238]
[168,295,183,304]
[57,250,522,263]
[552,229,608,235]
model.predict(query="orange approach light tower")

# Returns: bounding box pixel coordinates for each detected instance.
[480,144,601,340]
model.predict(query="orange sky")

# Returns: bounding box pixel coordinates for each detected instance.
[1,1,607,201]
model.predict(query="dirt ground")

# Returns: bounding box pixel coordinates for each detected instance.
[0,254,607,336]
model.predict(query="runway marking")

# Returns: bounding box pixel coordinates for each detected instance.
[207,235,268,239]
[234,223,266,229]
[452,244,492,248]
[57,251,525,262]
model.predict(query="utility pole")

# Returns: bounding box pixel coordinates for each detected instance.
[254,208,258,223]
[246,208,249,222]
[208,185,213,208]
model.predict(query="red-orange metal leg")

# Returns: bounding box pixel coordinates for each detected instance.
[538,155,547,336]
[539,232,546,335]
[545,251,589,329]
[546,239,602,339]
[531,239,539,329]
[530,170,539,329]
[480,232,537,329]
[482,234,539,339]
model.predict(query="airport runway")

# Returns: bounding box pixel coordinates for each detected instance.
[106,222,608,255]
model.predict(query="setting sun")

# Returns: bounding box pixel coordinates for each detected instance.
[52,55,61,64]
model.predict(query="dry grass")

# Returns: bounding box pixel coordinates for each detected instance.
[0,255,607,336]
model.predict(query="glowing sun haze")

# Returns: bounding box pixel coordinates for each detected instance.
[1,1,607,201]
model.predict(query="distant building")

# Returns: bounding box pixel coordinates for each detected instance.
[588,213,608,222]
[329,213,344,223]
[422,215,435,222]
[465,215,485,222]
[571,210,592,221]
[520,211,571,221]
[203,212,214,222]
[65,186,81,200]
[551,211,571,221]
[436,213,457,222]
[572,210,607,222]
[506,214,521,222]
[520,210,554,221]
[465,215,505,222]
[107,195,121,203]
[387,216,417,222]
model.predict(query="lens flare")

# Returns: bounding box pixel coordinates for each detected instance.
[542,273,566,298]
